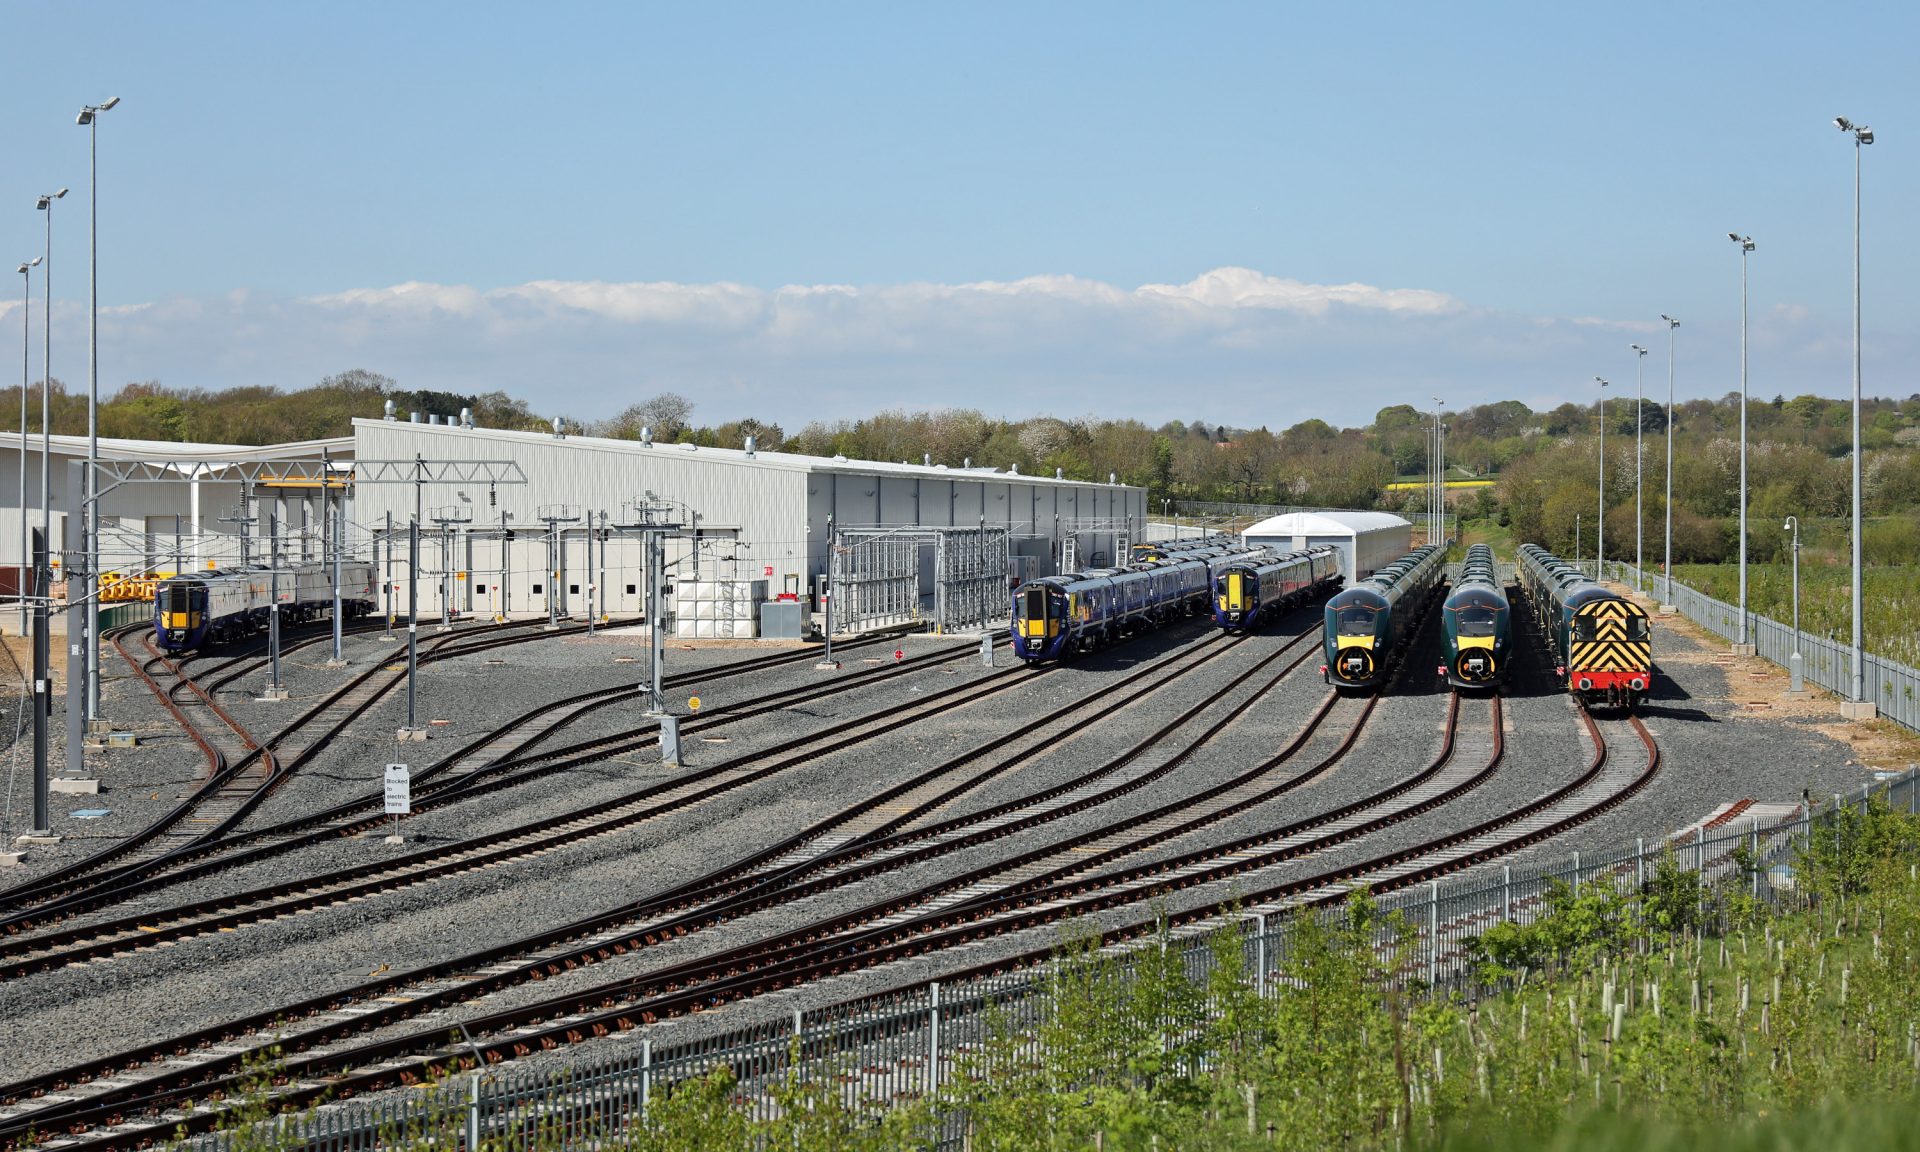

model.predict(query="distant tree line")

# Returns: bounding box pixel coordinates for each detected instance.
[6,371,1917,566]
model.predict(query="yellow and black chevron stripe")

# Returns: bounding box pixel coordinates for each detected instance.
[1568,599,1650,671]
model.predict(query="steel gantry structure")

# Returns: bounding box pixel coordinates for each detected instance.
[53,456,526,785]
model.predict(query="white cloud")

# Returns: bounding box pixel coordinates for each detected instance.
[20,266,1894,429]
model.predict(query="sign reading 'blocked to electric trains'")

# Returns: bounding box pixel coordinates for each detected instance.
[384,763,411,815]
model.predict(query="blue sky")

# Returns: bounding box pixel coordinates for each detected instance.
[2,2,1915,430]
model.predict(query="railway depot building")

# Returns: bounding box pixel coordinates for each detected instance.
[348,416,1145,635]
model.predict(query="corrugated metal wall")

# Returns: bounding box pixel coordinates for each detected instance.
[354,421,1144,621]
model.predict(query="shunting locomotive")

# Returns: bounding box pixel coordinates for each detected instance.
[1516,543,1652,709]
[1321,544,1444,690]
[1439,543,1511,689]
[1212,547,1340,632]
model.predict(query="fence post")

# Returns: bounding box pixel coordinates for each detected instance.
[1501,866,1512,923]
[641,1038,652,1120]
[466,1071,482,1151]
[1253,913,1268,999]
[1426,882,1440,986]
[1636,837,1646,892]
[927,982,942,1097]
[1750,818,1761,897]
[1572,851,1581,894]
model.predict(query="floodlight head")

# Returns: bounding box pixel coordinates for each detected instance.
[1661,314,1679,327]
[55,188,68,199]
[1835,117,1853,131]
[1595,377,1609,387]
[1859,128,1874,145]
[16,263,27,274]
[100,96,120,111]
[1631,344,1647,354]
[76,110,91,125]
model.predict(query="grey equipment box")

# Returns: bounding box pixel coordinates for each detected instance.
[758,600,806,640]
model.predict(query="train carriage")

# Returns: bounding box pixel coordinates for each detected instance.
[1439,543,1511,689]
[154,560,378,651]
[1516,544,1652,708]
[1321,544,1444,690]
[1212,546,1341,632]
[1012,543,1275,661]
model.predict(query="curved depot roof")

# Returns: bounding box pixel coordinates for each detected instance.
[1243,510,1411,537]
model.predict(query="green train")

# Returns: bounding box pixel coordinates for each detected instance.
[1321,544,1445,690]
[1438,543,1510,689]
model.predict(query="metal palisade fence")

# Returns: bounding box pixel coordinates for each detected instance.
[191,769,1920,1152]
[1609,560,1920,733]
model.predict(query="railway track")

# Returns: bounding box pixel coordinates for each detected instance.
[0,628,1016,971]
[0,617,1363,1139]
[0,627,969,946]
[0,604,1666,1150]
[0,616,620,919]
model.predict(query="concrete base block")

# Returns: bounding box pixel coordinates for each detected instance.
[1731,644,1757,656]
[105,731,137,748]
[16,833,62,845]
[324,658,348,668]
[1840,701,1879,721]
[259,687,290,702]
[383,834,406,845]
[814,661,842,671]
[395,727,430,742]
[1658,604,1678,615]
[85,718,113,736]
[50,777,100,795]
[0,850,24,867]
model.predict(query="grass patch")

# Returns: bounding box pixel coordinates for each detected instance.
[1674,563,1920,665]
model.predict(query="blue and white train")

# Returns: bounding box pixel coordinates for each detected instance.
[154,561,377,651]
[1212,547,1341,632]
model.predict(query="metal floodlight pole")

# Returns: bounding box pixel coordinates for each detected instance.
[1594,377,1609,579]
[1729,232,1755,647]
[1631,344,1647,592]
[1836,116,1873,705]
[1786,515,1803,692]
[35,191,62,635]
[16,257,37,637]
[1661,315,1679,607]
[79,98,120,728]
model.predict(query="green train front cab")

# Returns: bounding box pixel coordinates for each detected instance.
[1323,586,1391,688]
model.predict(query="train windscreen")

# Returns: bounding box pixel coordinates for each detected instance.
[1019,588,1048,621]
[165,584,194,613]
[1455,606,1496,637]
[1335,606,1377,634]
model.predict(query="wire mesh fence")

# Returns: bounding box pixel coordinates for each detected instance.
[1610,560,1920,734]
[189,768,1920,1151]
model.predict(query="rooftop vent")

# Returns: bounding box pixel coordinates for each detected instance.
[1110,472,1117,485]
[552,416,567,439]
[963,457,971,469]
[1056,467,1064,479]
[923,453,931,466]
[410,411,420,423]
[459,407,473,429]
[1010,463,1019,475]
[641,425,653,447]
[744,435,757,458]
[833,454,848,462]
[679,442,697,452]
[383,399,396,421]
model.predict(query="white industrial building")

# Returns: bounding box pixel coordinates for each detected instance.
[0,431,352,612]
[1242,510,1414,587]
[347,416,1144,634]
